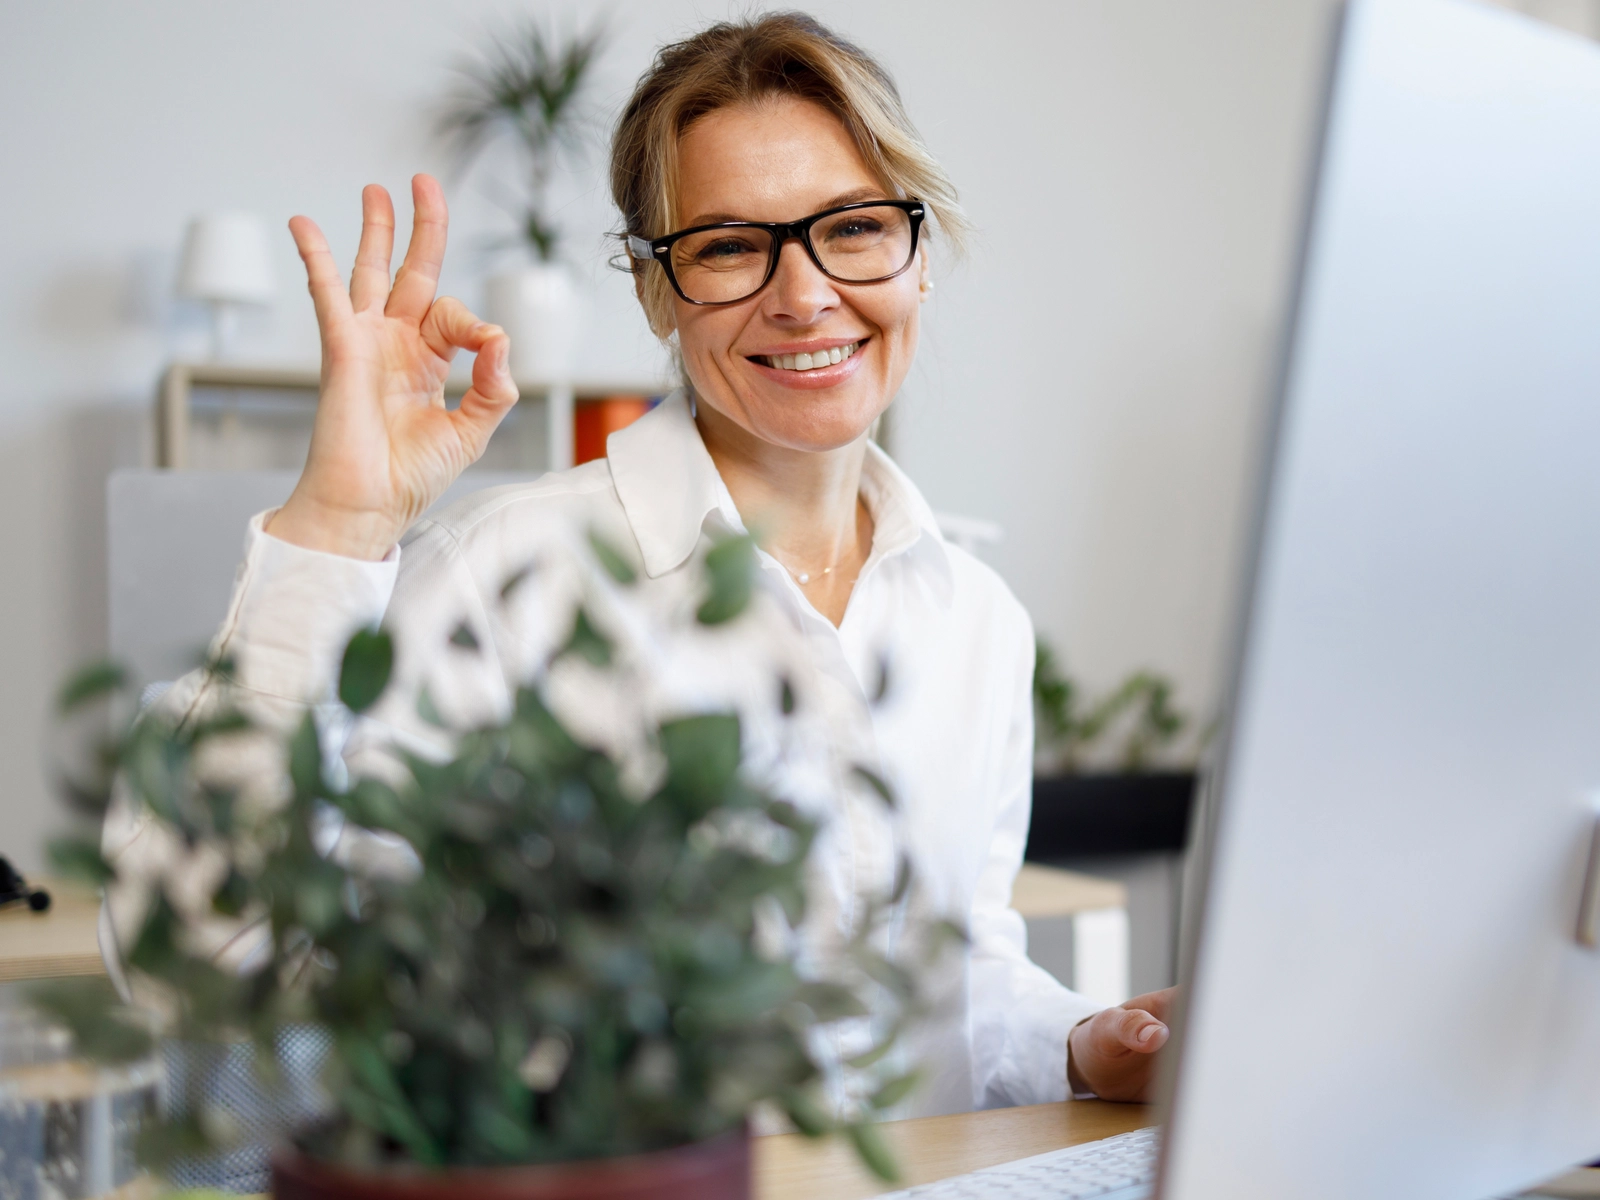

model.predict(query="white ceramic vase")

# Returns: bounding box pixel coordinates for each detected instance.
[485,261,581,385]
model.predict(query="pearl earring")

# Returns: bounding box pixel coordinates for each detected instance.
[919,278,935,300]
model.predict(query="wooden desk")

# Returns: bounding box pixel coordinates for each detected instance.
[754,1099,1600,1200]
[1010,864,1127,918]
[755,1100,1152,1200]
[0,881,104,982]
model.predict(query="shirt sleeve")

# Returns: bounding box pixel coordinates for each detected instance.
[966,603,1103,1109]
[100,511,400,971]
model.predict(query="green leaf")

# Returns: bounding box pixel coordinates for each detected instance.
[848,1120,900,1182]
[869,1070,921,1111]
[500,562,536,601]
[339,627,394,713]
[658,714,741,813]
[782,1088,832,1137]
[449,622,481,651]
[57,662,125,713]
[416,686,447,729]
[561,608,613,667]
[27,977,153,1064]
[295,868,345,935]
[846,1031,899,1070]
[851,764,896,809]
[47,836,113,886]
[697,535,755,625]
[588,530,637,585]
[288,713,324,799]
[211,868,251,917]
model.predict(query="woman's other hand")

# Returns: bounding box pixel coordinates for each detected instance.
[266,175,518,560]
[1067,987,1175,1103]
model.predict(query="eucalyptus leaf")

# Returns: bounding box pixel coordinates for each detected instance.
[587,530,637,585]
[339,627,394,714]
[56,661,125,714]
[46,836,113,886]
[848,1120,901,1183]
[696,535,755,625]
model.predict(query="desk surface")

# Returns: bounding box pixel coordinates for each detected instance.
[754,1100,1152,1200]
[0,881,102,982]
[1010,864,1127,919]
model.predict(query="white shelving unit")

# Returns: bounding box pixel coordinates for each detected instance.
[155,362,672,473]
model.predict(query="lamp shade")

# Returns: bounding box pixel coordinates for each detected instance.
[177,212,275,304]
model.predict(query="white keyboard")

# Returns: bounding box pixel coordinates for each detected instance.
[876,1126,1160,1200]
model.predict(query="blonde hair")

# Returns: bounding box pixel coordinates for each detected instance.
[610,11,969,338]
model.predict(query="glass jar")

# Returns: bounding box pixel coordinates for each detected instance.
[0,988,160,1200]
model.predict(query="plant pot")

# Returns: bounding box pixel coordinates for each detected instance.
[271,1127,750,1200]
[485,262,581,385]
[1026,771,1199,860]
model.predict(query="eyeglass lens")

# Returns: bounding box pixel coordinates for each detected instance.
[669,205,915,304]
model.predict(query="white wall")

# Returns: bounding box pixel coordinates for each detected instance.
[0,0,1488,870]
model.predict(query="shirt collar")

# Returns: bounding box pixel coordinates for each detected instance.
[606,389,953,601]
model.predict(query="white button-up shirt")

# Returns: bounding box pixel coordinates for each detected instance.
[108,392,1098,1116]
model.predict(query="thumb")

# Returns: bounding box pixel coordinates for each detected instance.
[1111,1006,1169,1054]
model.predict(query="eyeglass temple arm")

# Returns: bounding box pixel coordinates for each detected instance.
[627,235,662,262]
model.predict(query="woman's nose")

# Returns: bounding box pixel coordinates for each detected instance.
[765,238,839,323]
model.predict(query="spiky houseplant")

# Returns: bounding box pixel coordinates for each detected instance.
[437,21,606,261]
[42,531,949,1195]
[1032,639,1192,774]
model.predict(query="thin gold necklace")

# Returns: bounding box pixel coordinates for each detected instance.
[771,551,854,587]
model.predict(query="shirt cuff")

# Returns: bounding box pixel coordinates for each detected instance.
[1067,1012,1100,1099]
[210,510,400,704]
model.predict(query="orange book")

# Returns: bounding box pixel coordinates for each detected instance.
[573,396,656,465]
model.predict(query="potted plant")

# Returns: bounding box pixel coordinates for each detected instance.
[1027,639,1203,862]
[437,21,607,383]
[40,532,948,1198]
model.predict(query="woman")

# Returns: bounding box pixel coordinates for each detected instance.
[114,13,1171,1114]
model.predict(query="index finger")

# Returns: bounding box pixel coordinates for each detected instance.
[1123,987,1177,1023]
[288,215,353,330]
[385,174,448,322]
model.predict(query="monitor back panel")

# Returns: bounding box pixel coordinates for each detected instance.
[1162,2,1600,1197]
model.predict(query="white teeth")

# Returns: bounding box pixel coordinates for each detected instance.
[764,341,860,371]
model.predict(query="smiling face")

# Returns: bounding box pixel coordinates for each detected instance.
[667,94,926,453]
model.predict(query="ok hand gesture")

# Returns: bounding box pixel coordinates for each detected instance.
[267,176,518,560]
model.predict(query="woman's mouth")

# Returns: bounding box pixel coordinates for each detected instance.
[753,340,863,372]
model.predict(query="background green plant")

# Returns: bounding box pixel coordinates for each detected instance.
[436,21,606,262]
[42,534,951,1182]
[1033,638,1192,773]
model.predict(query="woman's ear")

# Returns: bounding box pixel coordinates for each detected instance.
[917,245,934,301]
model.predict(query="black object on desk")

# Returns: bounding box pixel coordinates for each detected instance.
[0,857,51,912]
[1026,772,1197,860]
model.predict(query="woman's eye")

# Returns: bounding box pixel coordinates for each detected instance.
[695,237,760,263]
[826,219,884,242]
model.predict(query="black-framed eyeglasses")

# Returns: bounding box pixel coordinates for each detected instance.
[627,199,925,306]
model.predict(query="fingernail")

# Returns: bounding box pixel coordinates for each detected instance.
[1140,1023,1165,1044]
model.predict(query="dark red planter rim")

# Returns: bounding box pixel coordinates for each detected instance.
[271,1126,751,1200]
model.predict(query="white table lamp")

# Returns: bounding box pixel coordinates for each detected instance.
[177,212,275,359]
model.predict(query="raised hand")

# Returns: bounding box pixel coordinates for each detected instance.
[1067,987,1175,1102]
[266,175,518,560]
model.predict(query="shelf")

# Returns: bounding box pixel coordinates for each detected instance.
[156,361,673,471]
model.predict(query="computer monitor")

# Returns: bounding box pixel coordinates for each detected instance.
[1159,1,1600,1197]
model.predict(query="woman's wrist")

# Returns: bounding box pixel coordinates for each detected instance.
[264,493,402,562]
[1067,1016,1098,1099]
